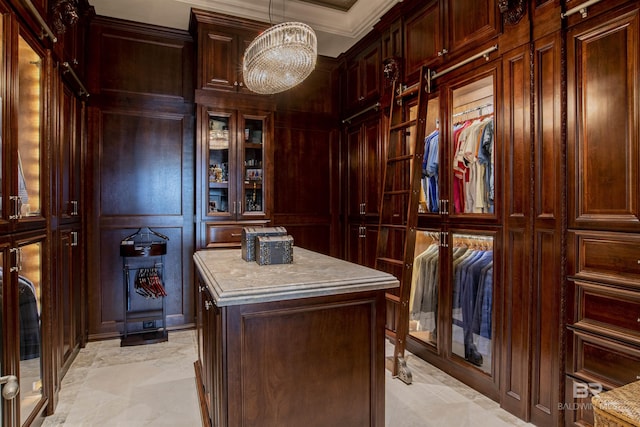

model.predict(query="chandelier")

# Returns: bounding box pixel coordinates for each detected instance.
[243,21,317,94]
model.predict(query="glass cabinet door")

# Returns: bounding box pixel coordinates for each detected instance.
[450,232,493,374]
[418,97,441,214]
[16,35,42,221]
[12,238,43,424]
[449,75,495,216]
[409,229,440,347]
[207,113,232,217]
[240,115,265,216]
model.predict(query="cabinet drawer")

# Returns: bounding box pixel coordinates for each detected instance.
[205,224,244,248]
[568,329,640,389]
[570,280,640,345]
[568,231,640,287]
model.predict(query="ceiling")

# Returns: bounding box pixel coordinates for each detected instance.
[88,0,401,57]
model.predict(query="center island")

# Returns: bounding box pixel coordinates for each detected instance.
[193,247,399,427]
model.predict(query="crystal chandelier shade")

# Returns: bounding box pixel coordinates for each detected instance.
[243,21,317,94]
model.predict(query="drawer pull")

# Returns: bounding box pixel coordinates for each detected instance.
[231,233,241,237]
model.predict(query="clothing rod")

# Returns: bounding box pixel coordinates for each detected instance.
[431,45,498,81]
[561,0,604,19]
[21,0,57,43]
[454,234,493,241]
[62,62,90,97]
[342,102,381,124]
[453,103,493,118]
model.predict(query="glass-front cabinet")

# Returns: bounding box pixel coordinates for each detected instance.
[197,105,273,249]
[0,234,47,426]
[0,6,50,424]
[207,111,266,218]
[407,63,500,396]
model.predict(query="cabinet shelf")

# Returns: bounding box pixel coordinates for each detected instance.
[209,181,229,188]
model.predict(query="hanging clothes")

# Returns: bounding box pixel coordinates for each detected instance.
[452,116,495,214]
[19,275,40,360]
[422,129,439,213]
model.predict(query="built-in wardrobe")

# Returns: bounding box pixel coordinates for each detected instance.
[0,0,91,425]
[340,0,640,426]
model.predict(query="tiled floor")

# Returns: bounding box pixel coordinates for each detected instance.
[42,330,533,426]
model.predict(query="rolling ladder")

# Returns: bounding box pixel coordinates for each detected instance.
[375,65,430,384]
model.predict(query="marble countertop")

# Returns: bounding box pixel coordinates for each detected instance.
[193,247,399,306]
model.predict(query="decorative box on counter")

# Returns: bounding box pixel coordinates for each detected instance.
[256,235,294,265]
[241,226,287,261]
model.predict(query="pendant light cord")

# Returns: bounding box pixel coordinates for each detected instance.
[268,0,286,25]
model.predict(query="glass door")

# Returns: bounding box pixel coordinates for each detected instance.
[16,238,43,424]
[207,112,233,218]
[239,114,265,217]
[409,229,440,348]
[419,97,441,215]
[16,35,42,222]
[449,75,495,217]
[450,232,494,374]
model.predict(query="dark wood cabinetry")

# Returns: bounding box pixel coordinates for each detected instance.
[345,113,384,267]
[403,0,500,81]
[190,9,266,93]
[191,10,275,250]
[85,17,195,344]
[345,39,381,112]
[565,2,640,426]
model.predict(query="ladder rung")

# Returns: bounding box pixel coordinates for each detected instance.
[390,119,417,131]
[397,82,420,98]
[378,224,406,230]
[387,154,413,163]
[386,293,400,303]
[376,257,404,267]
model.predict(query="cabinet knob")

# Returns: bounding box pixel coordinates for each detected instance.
[234,81,238,86]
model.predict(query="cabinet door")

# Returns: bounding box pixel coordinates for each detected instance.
[345,224,378,268]
[346,124,364,219]
[444,0,500,56]
[448,231,495,375]
[360,43,381,104]
[14,236,46,425]
[404,1,441,81]
[362,117,383,218]
[447,72,497,220]
[14,33,46,229]
[238,113,268,219]
[59,83,81,221]
[201,26,239,92]
[59,227,81,367]
[409,230,441,349]
[206,110,235,219]
[345,59,361,111]
[567,5,640,232]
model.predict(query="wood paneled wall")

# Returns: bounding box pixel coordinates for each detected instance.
[85,17,195,339]
[272,57,342,257]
